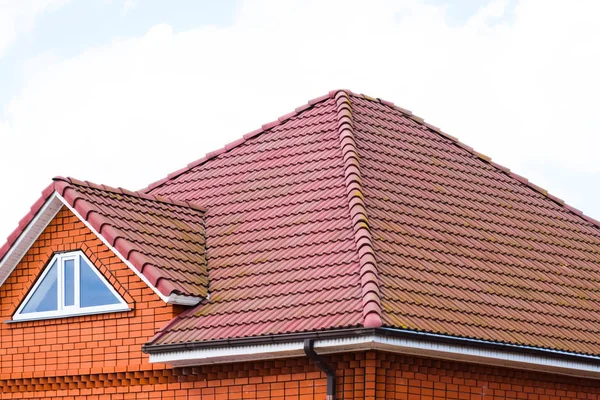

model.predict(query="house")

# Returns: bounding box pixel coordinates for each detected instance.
[1,89,600,399]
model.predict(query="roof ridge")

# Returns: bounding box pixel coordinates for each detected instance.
[141,92,339,194]
[333,90,383,329]
[345,92,600,231]
[53,176,205,213]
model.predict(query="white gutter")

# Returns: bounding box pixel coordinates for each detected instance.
[149,334,600,380]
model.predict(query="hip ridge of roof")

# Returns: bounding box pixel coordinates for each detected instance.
[334,90,383,329]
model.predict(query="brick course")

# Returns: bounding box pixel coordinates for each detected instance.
[1,351,599,399]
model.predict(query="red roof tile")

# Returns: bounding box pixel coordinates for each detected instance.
[143,90,600,357]
[145,94,366,344]
[0,177,207,298]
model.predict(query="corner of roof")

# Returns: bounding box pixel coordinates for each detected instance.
[333,90,383,329]
[143,302,201,349]
[0,180,60,267]
[142,91,339,194]
[351,93,600,231]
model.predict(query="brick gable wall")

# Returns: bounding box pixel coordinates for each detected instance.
[0,207,181,377]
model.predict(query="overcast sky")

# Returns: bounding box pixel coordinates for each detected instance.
[1,0,599,242]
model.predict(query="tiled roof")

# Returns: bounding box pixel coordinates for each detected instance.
[348,94,600,356]
[146,94,366,345]
[144,90,600,357]
[0,177,207,298]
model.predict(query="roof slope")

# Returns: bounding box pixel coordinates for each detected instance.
[146,95,367,345]
[0,177,207,299]
[349,95,600,356]
[145,90,600,357]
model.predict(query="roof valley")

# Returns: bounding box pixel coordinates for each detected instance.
[334,90,383,329]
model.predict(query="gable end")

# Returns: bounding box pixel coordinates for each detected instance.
[0,182,205,306]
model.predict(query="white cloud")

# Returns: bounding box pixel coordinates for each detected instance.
[0,0,72,58]
[121,0,136,15]
[1,0,600,242]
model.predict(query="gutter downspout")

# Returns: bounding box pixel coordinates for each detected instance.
[304,339,336,400]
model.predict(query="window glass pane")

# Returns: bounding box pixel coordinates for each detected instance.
[22,261,58,313]
[79,256,120,307]
[64,259,75,307]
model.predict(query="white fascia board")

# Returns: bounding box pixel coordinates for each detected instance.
[372,334,600,379]
[151,341,307,365]
[56,193,202,306]
[149,335,600,380]
[0,193,63,288]
[149,336,368,366]
[167,293,203,306]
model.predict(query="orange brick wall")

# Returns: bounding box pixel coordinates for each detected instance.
[0,207,181,378]
[1,351,599,399]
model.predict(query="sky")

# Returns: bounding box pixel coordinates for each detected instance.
[0,0,599,243]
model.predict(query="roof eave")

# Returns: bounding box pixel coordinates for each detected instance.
[143,327,600,380]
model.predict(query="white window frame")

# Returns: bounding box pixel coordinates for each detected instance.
[13,250,128,321]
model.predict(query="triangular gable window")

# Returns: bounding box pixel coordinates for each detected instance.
[13,251,128,321]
